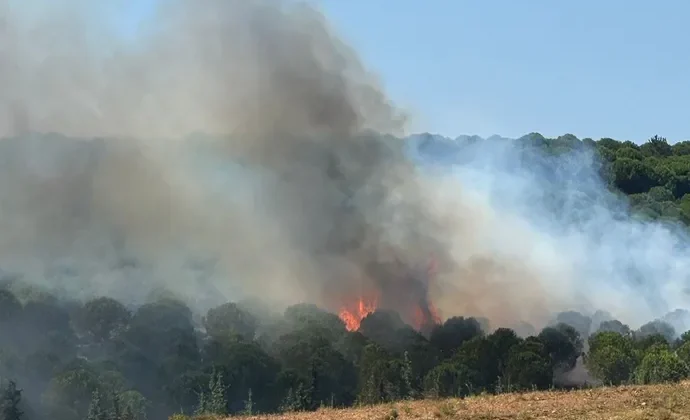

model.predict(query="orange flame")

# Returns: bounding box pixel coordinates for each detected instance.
[339,296,377,331]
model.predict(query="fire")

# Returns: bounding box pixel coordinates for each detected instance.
[339,296,377,331]
[337,257,443,333]
[413,301,442,331]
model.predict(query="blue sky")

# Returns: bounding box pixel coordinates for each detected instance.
[122,1,690,143]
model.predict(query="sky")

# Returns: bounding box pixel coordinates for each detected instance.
[120,0,690,143]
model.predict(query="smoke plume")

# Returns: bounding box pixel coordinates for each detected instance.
[0,0,688,333]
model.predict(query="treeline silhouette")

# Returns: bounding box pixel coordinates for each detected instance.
[0,280,689,420]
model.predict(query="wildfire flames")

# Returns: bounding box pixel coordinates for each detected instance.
[337,258,442,333]
[339,296,378,332]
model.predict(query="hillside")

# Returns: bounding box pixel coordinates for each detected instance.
[232,382,690,420]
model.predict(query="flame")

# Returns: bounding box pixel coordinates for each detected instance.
[413,301,442,331]
[339,296,377,331]
[338,257,442,333]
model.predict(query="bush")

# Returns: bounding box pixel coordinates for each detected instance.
[635,345,689,384]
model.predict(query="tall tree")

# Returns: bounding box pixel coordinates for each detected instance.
[86,389,107,420]
[207,369,227,416]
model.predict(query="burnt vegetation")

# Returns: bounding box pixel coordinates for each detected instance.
[0,133,690,420]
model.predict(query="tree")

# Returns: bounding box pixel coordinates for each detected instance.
[504,339,552,391]
[204,302,257,341]
[401,351,414,399]
[538,323,583,372]
[641,135,672,157]
[586,332,636,385]
[207,369,227,416]
[1,380,23,420]
[635,345,689,384]
[122,405,136,420]
[86,389,108,420]
[422,362,461,398]
[356,344,400,405]
[273,326,356,409]
[44,361,102,419]
[429,316,483,359]
[117,390,148,420]
[242,388,254,415]
[77,297,131,343]
[110,391,122,420]
[611,158,656,194]
[204,338,280,413]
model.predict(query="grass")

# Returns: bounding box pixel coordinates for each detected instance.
[223,381,690,419]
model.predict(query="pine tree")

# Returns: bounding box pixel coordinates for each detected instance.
[402,351,415,399]
[110,391,122,420]
[207,369,227,416]
[242,388,254,415]
[1,380,23,420]
[280,387,295,413]
[87,389,108,420]
[194,390,207,416]
[122,404,136,420]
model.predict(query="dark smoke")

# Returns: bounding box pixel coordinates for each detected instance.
[0,0,450,324]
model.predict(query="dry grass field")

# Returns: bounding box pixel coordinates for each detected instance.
[225,381,690,420]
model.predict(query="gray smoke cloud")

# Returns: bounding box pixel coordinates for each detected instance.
[0,0,444,323]
[0,0,688,333]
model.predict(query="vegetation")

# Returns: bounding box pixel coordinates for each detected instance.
[183,381,690,419]
[0,277,689,420]
[1,133,690,419]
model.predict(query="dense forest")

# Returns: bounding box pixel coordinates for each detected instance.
[1,132,690,420]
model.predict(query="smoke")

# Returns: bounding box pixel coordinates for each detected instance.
[0,0,439,318]
[0,0,688,334]
[413,135,690,333]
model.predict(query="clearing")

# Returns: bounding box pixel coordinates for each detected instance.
[236,381,690,419]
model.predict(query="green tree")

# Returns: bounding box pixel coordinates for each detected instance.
[640,135,672,157]
[538,323,583,372]
[110,391,122,420]
[242,388,254,416]
[44,361,102,419]
[611,158,657,194]
[586,332,637,385]
[422,362,461,398]
[635,345,689,384]
[117,390,148,420]
[676,341,690,367]
[401,351,414,399]
[86,389,108,420]
[504,339,552,391]
[207,369,227,416]
[204,302,257,341]
[429,316,483,359]
[77,297,131,343]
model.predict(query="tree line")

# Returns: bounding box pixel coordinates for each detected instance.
[0,279,689,420]
[517,132,690,223]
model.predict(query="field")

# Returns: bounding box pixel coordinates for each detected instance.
[234,382,690,420]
